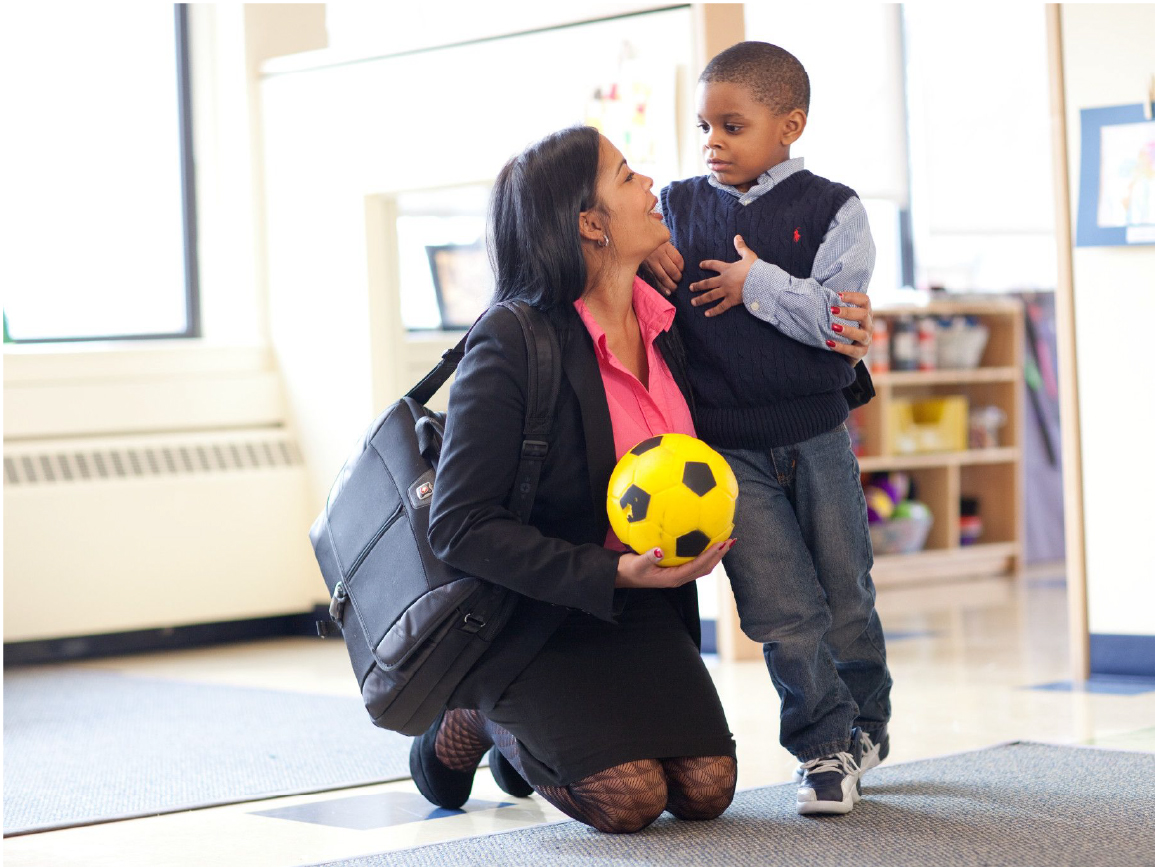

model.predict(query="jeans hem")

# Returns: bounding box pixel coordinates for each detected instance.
[793,737,854,762]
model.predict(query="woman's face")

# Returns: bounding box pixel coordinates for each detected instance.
[592,136,670,261]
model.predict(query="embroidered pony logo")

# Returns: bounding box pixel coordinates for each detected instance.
[793,227,801,243]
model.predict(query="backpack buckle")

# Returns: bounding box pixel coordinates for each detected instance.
[521,440,548,459]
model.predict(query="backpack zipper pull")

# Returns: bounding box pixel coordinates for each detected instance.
[329,581,348,622]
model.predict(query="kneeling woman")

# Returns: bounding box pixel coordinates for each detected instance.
[412,126,737,833]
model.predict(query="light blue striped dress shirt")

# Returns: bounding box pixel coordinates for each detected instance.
[707,157,875,348]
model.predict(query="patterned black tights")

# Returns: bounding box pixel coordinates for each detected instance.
[434,708,736,834]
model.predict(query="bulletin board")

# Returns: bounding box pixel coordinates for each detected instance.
[1076,102,1155,247]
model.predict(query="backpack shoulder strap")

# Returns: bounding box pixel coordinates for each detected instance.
[405,334,469,406]
[496,300,562,524]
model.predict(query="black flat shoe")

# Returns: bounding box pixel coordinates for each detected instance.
[409,710,475,810]
[487,745,533,798]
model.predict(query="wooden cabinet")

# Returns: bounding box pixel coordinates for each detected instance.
[715,298,1025,660]
[857,300,1024,602]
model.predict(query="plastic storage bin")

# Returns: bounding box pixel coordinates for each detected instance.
[870,514,933,554]
[888,396,969,454]
[935,318,989,369]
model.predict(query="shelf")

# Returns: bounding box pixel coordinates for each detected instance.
[873,542,1019,589]
[715,300,1024,656]
[857,448,1019,471]
[874,299,1023,317]
[872,367,1018,386]
[875,575,1015,617]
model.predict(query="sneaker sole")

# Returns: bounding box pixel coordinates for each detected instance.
[796,782,861,816]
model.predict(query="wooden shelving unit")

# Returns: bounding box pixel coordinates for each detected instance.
[715,298,1025,660]
[859,299,1025,602]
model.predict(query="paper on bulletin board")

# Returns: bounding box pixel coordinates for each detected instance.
[1077,102,1155,247]
[584,57,678,192]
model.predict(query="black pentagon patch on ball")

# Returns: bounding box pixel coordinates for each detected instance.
[681,461,716,496]
[675,530,711,559]
[630,436,663,456]
[620,485,651,523]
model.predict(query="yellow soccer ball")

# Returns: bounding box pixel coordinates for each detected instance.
[607,433,739,566]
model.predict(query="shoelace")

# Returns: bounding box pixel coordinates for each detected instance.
[801,750,859,778]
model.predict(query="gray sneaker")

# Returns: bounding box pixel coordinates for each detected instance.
[795,728,863,816]
[792,725,888,782]
[859,726,889,773]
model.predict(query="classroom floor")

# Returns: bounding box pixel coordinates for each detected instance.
[5,574,1155,867]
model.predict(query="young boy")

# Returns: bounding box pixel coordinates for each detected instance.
[645,41,893,816]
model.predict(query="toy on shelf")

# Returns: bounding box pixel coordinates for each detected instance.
[969,405,1007,449]
[959,497,983,545]
[861,471,932,555]
[888,396,969,454]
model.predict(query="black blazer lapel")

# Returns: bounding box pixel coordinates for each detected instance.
[557,315,617,524]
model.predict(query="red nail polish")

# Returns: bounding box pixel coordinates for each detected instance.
[654,549,664,560]
[832,323,844,333]
[838,292,845,299]
[831,306,841,315]
[826,340,836,348]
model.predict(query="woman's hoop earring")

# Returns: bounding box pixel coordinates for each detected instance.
[598,234,609,248]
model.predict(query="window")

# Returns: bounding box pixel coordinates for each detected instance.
[1,4,198,343]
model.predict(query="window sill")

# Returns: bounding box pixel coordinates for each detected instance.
[3,339,273,385]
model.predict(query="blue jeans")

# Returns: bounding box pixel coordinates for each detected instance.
[720,424,892,762]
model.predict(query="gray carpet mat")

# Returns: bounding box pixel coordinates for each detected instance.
[3,667,413,836]
[312,742,1155,867]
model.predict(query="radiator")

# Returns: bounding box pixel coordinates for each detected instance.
[3,428,323,642]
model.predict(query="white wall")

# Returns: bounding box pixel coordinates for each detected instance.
[1060,4,1155,639]
[259,8,694,508]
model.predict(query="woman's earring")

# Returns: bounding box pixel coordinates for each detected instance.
[599,234,609,248]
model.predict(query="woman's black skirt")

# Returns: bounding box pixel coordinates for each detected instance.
[452,587,735,788]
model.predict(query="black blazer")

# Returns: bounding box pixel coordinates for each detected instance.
[429,302,703,700]
[429,299,874,701]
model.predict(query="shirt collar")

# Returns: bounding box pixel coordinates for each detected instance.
[707,156,806,198]
[574,276,676,361]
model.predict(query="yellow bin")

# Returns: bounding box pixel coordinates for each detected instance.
[888,396,968,454]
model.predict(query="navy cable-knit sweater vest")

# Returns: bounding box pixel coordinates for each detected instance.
[660,170,858,449]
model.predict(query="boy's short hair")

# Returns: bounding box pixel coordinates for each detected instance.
[700,41,810,116]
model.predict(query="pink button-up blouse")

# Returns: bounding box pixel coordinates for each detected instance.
[574,277,697,551]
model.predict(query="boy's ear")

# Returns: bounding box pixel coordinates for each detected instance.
[781,108,807,146]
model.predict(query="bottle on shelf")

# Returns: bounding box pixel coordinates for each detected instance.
[890,315,918,371]
[866,316,889,372]
[917,317,937,371]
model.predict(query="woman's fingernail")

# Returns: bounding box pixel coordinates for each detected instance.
[826,340,836,348]
[654,549,664,560]
[831,306,841,315]
[832,323,844,333]
[838,292,845,299]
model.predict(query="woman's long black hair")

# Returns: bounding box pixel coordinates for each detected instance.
[488,125,602,311]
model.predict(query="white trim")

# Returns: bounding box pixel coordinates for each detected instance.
[3,342,271,384]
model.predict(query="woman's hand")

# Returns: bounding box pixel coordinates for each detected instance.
[829,291,874,363]
[615,539,736,589]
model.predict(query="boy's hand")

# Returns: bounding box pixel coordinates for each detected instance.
[691,235,758,317]
[643,242,684,295]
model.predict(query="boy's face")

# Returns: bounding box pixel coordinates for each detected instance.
[696,80,805,193]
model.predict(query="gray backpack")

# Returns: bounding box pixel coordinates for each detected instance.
[309,301,560,736]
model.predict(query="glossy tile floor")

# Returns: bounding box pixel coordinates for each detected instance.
[6,576,1155,867]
